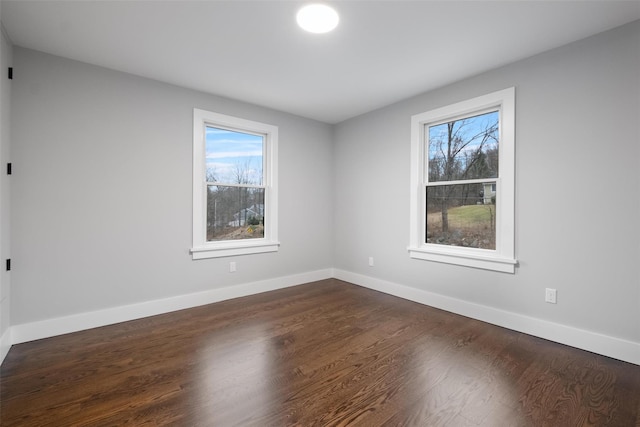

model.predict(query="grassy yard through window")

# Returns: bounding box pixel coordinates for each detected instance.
[427,204,496,249]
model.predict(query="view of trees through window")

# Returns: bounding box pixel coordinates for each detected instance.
[426,110,499,249]
[205,126,265,241]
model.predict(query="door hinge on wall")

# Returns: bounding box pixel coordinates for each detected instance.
[7,163,11,175]
[5,259,10,271]
[8,67,12,80]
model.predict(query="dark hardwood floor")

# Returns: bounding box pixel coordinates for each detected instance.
[1,279,639,426]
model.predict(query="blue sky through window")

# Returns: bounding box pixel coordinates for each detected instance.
[428,110,498,161]
[206,126,264,185]
[427,110,499,181]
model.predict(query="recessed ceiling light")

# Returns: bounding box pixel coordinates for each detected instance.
[296,4,339,34]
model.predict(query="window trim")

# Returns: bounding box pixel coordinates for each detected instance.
[408,88,516,273]
[191,109,279,260]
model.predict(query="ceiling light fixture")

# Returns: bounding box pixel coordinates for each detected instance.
[296,4,339,34]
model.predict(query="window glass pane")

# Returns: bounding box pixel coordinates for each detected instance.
[427,111,499,182]
[207,185,265,241]
[426,183,496,249]
[206,126,264,185]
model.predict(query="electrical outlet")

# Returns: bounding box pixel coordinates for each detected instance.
[229,261,236,273]
[368,257,374,267]
[545,288,557,304]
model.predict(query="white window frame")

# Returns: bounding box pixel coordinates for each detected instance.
[191,109,279,259]
[408,88,517,273]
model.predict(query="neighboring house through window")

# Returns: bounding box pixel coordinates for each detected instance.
[191,109,279,259]
[408,88,516,272]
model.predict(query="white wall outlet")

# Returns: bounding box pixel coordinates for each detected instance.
[545,288,557,304]
[368,257,374,267]
[229,261,236,273]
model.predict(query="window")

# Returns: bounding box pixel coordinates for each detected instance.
[191,109,279,259]
[409,88,516,273]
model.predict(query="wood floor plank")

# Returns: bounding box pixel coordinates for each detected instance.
[1,279,639,426]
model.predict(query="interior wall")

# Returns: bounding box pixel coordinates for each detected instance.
[10,47,334,326]
[0,12,13,360]
[6,18,640,364]
[333,22,640,347]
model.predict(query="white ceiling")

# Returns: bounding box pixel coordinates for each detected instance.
[2,1,639,124]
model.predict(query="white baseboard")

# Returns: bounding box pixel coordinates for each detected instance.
[10,269,333,346]
[0,327,10,363]
[334,269,640,366]
[6,268,639,367]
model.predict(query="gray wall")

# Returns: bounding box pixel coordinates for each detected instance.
[7,20,640,357]
[10,48,334,325]
[333,21,640,344]
[0,8,13,358]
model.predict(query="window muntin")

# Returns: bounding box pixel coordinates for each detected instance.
[192,109,278,259]
[409,88,516,273]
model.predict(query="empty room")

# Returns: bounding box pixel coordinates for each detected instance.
[0,1,639,425]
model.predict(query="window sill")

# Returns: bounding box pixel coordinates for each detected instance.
[408,245,517,273]
[191,240,280,260]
